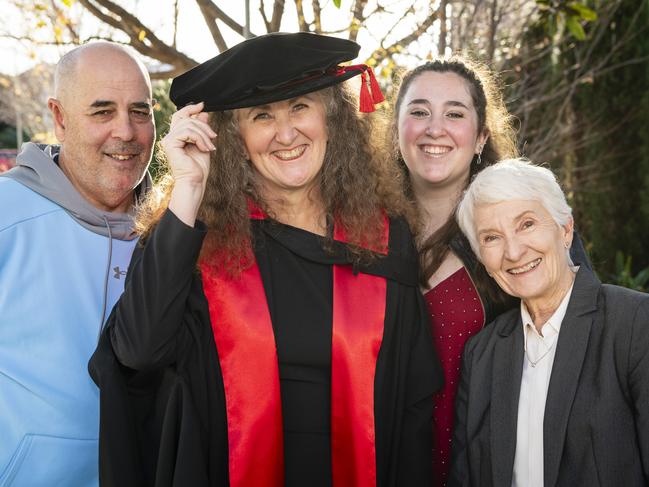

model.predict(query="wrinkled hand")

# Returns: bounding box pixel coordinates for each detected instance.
[162,102,217,227]
[161,102,216,189]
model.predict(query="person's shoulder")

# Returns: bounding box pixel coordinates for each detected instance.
[465,307,520,354]
[0,177,63,232]
[387,216,416,257]
[601,282,649,301]
[600,282,649,320]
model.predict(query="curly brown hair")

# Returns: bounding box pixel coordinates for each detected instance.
[137,82,409,273]
[389,56,518,292]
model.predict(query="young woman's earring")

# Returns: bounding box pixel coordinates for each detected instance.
[476,146,484,165]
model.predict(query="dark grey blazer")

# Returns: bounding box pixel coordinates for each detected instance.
[449,266,649,487]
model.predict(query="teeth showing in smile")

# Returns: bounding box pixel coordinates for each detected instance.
[421,145,451,155]
[109,154,134,161]
[508,258,542,275]
[273,146,306,160]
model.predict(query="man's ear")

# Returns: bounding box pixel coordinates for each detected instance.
[48,98,66,141]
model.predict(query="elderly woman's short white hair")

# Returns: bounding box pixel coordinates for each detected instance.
[456,158,573,256]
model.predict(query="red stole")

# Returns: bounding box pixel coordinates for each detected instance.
[200,209,388,487]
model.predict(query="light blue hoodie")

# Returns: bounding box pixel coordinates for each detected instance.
[0,143,150,487]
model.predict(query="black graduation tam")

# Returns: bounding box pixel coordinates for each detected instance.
[169,32,384,112]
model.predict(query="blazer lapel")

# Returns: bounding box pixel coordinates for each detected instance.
[543,267,599,487]
[491,313,524,487]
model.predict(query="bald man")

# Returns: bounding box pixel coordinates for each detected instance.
[0,42,155,486]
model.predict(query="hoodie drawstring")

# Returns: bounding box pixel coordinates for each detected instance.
[98,216,113,341]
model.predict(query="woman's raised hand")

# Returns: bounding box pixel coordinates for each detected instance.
[162,102,216,186]
[162,102,217,227]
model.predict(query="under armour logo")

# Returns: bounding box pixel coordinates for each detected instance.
[113,266,127,279]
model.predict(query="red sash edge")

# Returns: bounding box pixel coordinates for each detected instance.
[201,209,389,487]
[200,263,284,487]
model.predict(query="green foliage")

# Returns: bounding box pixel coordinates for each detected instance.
[568,2,598,20]
[510,0,649,280]
[536,0,598,40]
[573,0,649,278]
[150,79,175,182]
[609,252,649,291]
[0,123,27,149]
[152,79,175,137]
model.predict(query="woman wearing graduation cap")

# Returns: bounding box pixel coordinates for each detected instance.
[90,32,443,487]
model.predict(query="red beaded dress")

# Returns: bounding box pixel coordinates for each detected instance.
[423,266,485,487]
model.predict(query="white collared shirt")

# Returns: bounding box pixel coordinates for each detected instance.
[511,280,575,487]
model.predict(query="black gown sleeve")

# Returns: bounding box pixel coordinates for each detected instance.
[89,210,227,487]
[377,218,444,486]
[108,209,207,370]
[447,337,473,487]
[395,291,442,485]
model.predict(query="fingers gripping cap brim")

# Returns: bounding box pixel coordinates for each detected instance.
[169,32,362,112]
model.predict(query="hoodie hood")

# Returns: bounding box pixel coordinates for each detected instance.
[3,142,152,240]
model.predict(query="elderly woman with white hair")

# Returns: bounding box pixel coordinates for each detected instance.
[448,158,649,487]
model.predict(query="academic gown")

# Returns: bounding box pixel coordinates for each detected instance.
[89,209,443,487]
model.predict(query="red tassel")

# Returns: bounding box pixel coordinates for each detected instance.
[334,63,383,112]
[358,70,375,113]
[366,68,385,104]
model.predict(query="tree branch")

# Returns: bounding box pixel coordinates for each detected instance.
[192,0,255,37]
[373,1,415,49]
[172,0,179,48]
[49,0,80,43]
[367,6,439,66]
[77,0,198,71]
[195,0,228,51]
[270,0,286,32]
[438,0,447,55]
[260,0,272,32]
[293,0,310,31]
[348,0,368,42]
[312,0,322,33]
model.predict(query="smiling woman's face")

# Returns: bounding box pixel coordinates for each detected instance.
[397,71,487,193]
[474,199,574,308]
[236,93,328,202]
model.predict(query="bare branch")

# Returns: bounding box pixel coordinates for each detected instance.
[192,0,254,38]
[439,0,447,55]
[373,1,416,50]
[348,0,368,42]
[260,0,286,33]
[77,0,198,72]
[0,33,115,45]
[270,0,286,32]
[172,0,179,48]
[260,0,272,32]
[486,0,501,62]
[49,0,80,43]
[367,6,439,66]
[149,67,194,80]
[312,0,322,33]
[293,0,310,31]
[195,0,228,51]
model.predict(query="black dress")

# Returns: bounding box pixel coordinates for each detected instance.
[89,210,443,487]
[260,222,333,485]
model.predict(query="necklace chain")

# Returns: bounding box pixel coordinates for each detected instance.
[525,341,556,368]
